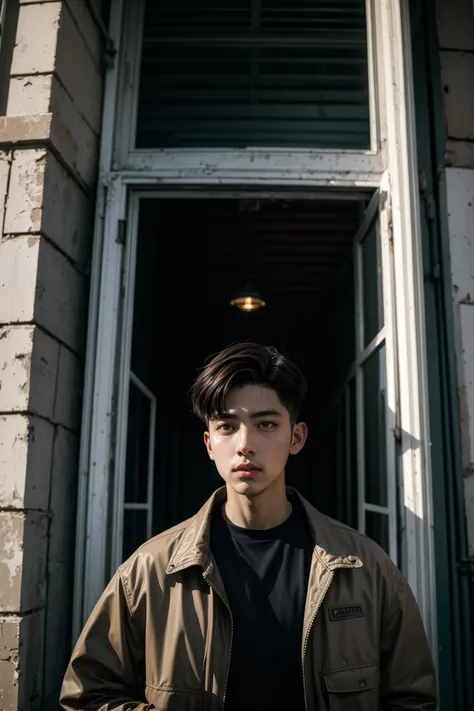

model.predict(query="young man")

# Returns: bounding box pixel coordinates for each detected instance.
[61,342,437,711]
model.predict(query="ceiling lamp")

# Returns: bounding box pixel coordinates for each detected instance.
[230,283,266,312]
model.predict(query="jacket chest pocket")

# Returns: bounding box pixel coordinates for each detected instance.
[324,664,380,711]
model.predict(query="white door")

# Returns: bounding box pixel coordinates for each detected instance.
[326,188,398,562]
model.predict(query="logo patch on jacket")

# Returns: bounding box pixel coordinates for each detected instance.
[328,604,364,621]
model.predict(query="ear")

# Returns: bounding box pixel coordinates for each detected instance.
[289,421,308,455]
[203,431,214,460]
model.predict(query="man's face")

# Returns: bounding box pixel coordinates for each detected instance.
[203,384,307,497]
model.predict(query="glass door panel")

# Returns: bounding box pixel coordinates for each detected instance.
[355,193,397,559]
[325,189,398,562]
[361,218,384,347]
[121,372,157,561]
[363,346,388,507]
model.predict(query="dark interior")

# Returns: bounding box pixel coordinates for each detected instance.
[125,195,365,553]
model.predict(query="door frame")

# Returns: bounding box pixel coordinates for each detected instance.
[73,0,437,663]
[109,185,398,578]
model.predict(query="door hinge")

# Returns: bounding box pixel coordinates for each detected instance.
[419,171,436,221]
[457,558,474,580]
[387,202,394,245]
[393,402,402,442]
[104,38,117,71]
[381,190,394,244]
[84,0,116,71]
[116,219,127,245]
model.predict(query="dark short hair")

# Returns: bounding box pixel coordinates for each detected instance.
[190,341,307,424]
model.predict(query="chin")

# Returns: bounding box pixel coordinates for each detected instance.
[230,479,267,497]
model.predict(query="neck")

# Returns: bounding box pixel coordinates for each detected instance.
[224,477,292,530]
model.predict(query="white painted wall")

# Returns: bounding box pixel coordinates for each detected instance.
[445,168,474,555]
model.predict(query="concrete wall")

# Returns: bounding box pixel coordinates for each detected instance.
[0,2,103,708]
[436,0,474,558]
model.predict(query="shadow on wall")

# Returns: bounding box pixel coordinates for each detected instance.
[5,422,81,710]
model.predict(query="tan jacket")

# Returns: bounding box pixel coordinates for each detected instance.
[61,488,437,710]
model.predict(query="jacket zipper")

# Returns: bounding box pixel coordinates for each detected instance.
[301,570,334,711]
[203,570,234,710]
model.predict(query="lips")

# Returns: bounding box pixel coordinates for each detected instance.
[233,464,261,475]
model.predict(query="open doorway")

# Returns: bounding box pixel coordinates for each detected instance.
[118,194,397,569]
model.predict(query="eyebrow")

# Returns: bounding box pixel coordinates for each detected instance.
[213,409,283,420]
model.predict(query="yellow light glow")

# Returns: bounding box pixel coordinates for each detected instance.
[230,295,266,312]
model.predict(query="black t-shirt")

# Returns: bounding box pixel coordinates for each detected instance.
[210,501,313,711]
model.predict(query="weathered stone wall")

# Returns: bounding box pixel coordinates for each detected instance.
[0,2,104,708]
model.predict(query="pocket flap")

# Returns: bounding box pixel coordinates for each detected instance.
[324,664,380,694]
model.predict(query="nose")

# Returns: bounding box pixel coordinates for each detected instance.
[236,426,256,457]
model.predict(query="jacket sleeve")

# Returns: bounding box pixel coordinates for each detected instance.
[60,569,155,711]
[380,571,438,710]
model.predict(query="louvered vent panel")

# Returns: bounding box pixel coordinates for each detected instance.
[136,1,370,149]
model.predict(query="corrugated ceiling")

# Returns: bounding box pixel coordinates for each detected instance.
[136,198,362,322]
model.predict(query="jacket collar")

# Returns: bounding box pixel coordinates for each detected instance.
[166,486,363,575]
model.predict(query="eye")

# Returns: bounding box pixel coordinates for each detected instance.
[258,421,277,430]
[216,423,235,433]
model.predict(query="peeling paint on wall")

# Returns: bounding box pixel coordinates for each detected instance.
[0,1,103,708]
[0,516,23,613]
[4,150,46,235]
